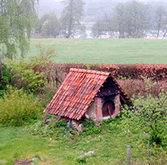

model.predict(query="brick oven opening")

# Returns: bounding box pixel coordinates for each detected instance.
[96,74,121,120]
[102,100,115,117]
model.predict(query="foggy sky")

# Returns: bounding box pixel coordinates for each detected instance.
[37,0,166,18]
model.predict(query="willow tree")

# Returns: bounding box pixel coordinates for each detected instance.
[0,0,39,60]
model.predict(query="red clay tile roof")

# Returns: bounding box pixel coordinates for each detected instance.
[44,68,130,120]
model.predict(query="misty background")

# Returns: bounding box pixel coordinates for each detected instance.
[37,0,167,19]
[33,0,167,39]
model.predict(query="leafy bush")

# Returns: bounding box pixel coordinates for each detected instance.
[0,63,11,96]
[5,57,46,93]
[121,92,167,146]
[5,44,56,94]
[0,86,42,126]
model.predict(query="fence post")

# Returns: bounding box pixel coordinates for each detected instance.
[148,141,150,164]
[126,145,131,165]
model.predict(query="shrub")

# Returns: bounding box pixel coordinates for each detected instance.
[5,57,46,93]
[0,86,42,126]
[121,92,167,146]
[5,44,56,94]
[0,63,11,96]
[54,63,167,81]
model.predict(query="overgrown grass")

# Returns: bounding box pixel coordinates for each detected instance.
[23,38,167,64]
[0,86,42,127]
[1,117,167,165]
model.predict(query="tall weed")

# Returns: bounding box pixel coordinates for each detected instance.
[0,86,42,126]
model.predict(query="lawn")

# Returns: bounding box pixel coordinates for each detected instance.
[0,122,166,165]
[1,38,167,165]
[24,38,167,64]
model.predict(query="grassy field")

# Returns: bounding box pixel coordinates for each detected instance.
[0,124,152,165]
[1,121,167,165]
[25,38,167,64]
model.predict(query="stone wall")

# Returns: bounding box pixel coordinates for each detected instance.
[85,94,121,122]
[112,94,121,117]
[96,97,103,121]
[85,98,97,120]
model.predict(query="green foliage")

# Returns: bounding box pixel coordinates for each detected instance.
[2,117,167,164]
[0,63,11,96]
[76,156,87,164]
[100,116,122,134]
[28,116,71,139]
[5,45,56,93]
[98,0,150,38]
[80,119,102,135]
[60,0,86,38]
[28,117,103,139]
[121,91,167,146]
[35,44,56,61]
[35,12,61,37]
[0,86,41,126]
[91,19,108,38]
[40,12,61,38]
[0,0,39,59]
[123,1,150,38]
[38,83,58,108]
[6,57,45,92]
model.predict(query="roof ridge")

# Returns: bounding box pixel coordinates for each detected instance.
[70,68,110,76]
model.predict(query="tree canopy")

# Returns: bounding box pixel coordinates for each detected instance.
[153,6,167,37]
[0,0,39,60]
[60,0,86,38]
[91,19,108,38]
[91,0,151,38]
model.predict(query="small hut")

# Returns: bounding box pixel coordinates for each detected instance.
[44,68,131,123]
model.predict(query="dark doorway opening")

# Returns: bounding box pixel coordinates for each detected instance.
[102,101,115,117]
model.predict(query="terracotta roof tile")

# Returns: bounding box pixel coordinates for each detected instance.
[45,68,109,119]
[44,68,131,120]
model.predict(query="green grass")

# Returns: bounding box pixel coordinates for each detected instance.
[24,38,167,64]
[1,123,165,165]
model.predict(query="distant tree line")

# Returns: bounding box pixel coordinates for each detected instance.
[91,1,167,38]
[34,0,86,38]
[34,0,167,39]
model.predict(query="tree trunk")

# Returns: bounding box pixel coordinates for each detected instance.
[66,0,73,38]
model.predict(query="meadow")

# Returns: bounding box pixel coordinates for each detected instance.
[1,38,167,165]
[26,38,167,64]
[1,118,166,165]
